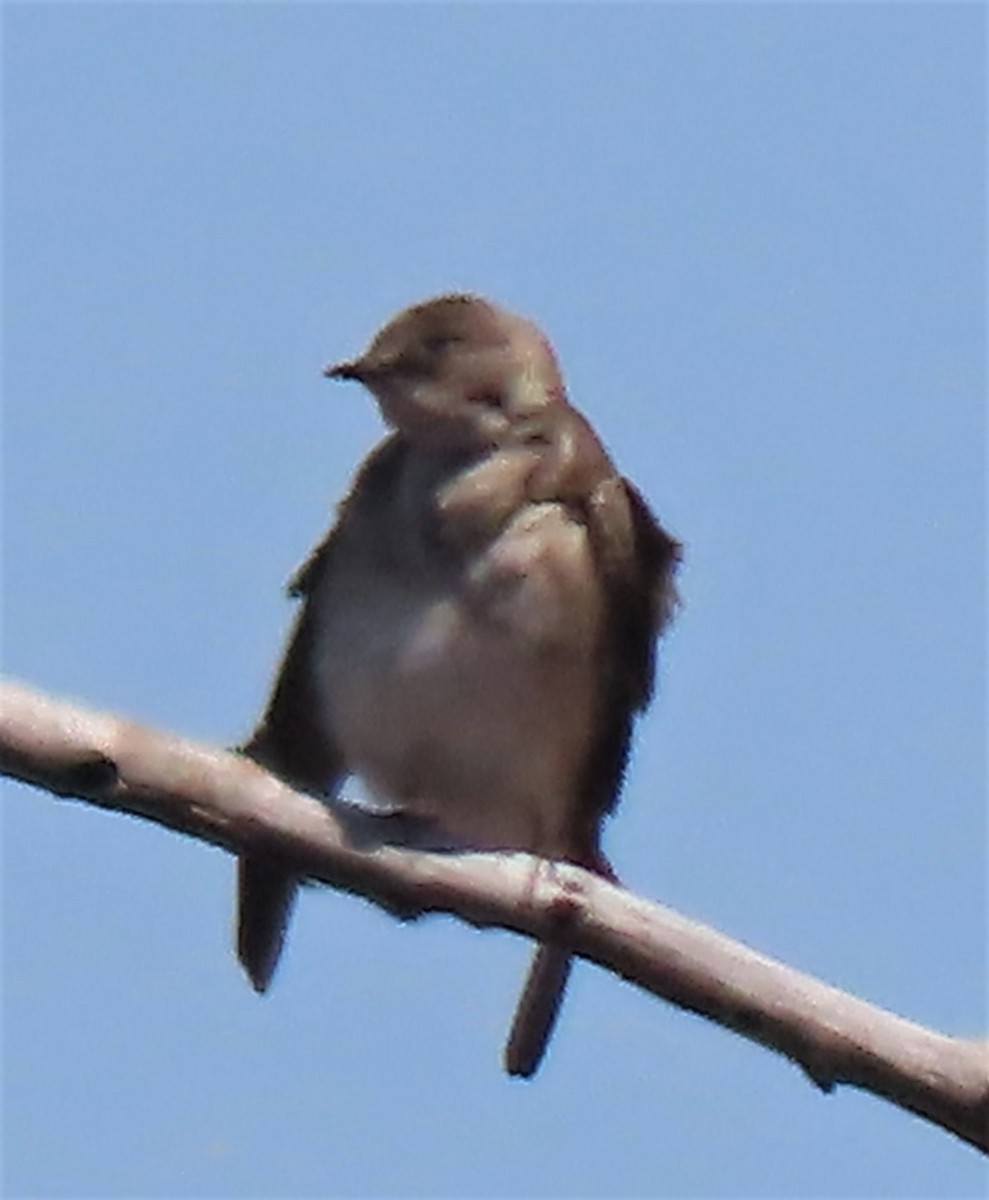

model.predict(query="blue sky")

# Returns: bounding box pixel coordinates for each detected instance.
[3,4,985,1197]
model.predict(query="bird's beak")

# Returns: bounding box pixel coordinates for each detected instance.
[323,359,366,381]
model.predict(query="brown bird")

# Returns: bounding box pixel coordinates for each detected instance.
[238,294,680,1076]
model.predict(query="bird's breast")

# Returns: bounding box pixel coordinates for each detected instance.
[310,500,605,858]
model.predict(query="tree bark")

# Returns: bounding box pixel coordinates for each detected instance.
[2,679,986,1154]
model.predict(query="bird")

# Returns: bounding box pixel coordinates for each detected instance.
[237,293,680,1077]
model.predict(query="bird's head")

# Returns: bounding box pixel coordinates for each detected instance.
[324,294,570,450]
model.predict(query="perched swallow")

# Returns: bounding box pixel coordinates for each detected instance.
[239,294,680,1076]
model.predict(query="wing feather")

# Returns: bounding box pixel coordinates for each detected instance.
[574,476,681,858]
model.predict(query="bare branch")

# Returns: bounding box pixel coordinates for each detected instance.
[2,678,986,1153]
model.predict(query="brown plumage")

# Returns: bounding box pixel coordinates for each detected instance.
[239,294,680,1075]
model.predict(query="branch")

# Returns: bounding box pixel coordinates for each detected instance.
[2,679,986,1153]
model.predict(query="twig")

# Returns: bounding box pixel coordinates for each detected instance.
[1,678,986,1153]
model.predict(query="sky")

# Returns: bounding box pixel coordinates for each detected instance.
[2,3,986,1198]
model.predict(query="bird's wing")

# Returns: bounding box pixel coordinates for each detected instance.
[236,435,409,992]
[574,475,681,856]
[244,434,409,791]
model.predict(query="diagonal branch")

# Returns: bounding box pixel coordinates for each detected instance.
[1,678,986,1153]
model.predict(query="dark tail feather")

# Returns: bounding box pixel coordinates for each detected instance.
[503,944,574,1078]
[236,855,299,993]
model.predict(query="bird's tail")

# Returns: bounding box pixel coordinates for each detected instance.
[234,727,312,994]
[236,853,299,993]
[504,943,574,1078]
